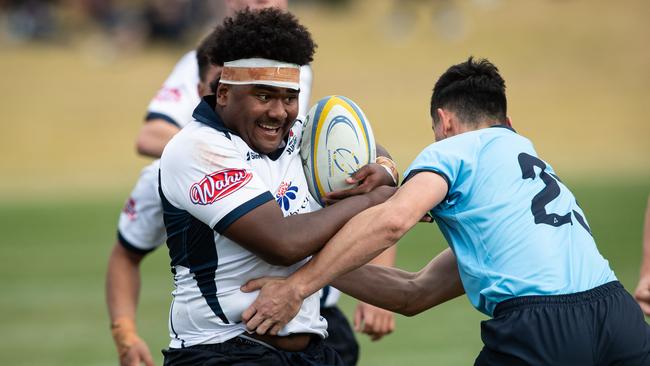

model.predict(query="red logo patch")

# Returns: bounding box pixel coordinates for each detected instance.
[190,169,253,205]
[154,87,182,102]
[123,197,137,221]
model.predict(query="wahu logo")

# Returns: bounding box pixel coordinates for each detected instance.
[190,168,252,205]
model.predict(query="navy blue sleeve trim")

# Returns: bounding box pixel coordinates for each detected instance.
[402,168,451,193]
[117,231,156,256]
[145,112,181,128]
[213,192,275,234]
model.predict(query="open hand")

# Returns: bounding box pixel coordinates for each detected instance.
[323,163,396,205]
[241,277,303,335]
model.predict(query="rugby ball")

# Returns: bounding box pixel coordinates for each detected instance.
[300,95,376,206]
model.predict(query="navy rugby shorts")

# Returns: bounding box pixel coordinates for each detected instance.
[475,281,650,366]
[162,334,344,366]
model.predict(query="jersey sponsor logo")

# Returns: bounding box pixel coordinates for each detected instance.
[122,197,137,220]
[154,86,182,102]
[275,180,298,211]
[285,129,298,155]
[288,196,312,216]
[190,169,253,205]
[246,151,262,161]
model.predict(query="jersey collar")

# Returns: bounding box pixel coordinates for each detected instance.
[192,95,235,134]
[489,124,517,133]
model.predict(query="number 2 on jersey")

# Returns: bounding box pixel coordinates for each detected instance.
[518,153,591,235]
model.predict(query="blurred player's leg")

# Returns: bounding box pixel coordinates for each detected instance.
[321,305,359,365]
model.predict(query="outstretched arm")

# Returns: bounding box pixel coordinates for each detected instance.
[635,195,650,315]
[334,247,464,316]
[241,171,448,335]
[106,243,155,366]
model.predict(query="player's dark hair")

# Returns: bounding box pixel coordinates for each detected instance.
[196,31,218,82]
[430,57,507,126]
[209,8,316,67]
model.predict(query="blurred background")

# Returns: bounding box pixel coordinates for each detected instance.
[0,0,648,365]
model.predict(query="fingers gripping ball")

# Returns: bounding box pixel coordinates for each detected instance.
[300,95,377,206]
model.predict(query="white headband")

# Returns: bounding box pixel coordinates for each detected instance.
[220,58,301,90]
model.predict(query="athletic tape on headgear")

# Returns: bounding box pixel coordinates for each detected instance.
[220,58,301,90]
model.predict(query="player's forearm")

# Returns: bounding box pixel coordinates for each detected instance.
[106,244,143,322]
[333,263,415,313]
[376,143,392,160]
[640,196,650,275]
[334,248,463,316]
[368,243,396,267]
[290,202,409,301]
[401,248,464,316]
[270,187,394,265]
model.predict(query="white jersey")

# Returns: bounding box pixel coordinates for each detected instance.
[117,51,199,253]
[159,96,327,348]
[146,51,201,128]
[117,160,164,253]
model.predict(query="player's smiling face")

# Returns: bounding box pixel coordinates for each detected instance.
[217,84,299,154]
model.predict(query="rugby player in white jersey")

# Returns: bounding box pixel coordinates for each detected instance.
[157,8,396,365]
[107,2,395,365]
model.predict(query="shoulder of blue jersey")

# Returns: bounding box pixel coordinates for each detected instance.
[299,95,376,206]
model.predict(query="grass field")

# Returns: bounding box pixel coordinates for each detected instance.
[0,178,647,366]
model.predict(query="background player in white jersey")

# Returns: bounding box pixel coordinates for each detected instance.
[158,8,396,365]
[106,33,221,366]
[242,57,650,365]
[108,2,395,365]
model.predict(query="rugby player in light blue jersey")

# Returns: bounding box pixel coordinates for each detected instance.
[242,57,650,365]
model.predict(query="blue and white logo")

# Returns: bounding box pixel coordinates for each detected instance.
[275,181,299,211]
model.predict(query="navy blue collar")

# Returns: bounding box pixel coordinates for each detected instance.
[192,95,235,134]
[192,95,289,160]
[490,124,516,133]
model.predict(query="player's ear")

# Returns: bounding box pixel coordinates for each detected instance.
[505,116,513,128]
[216,83,230,107]
[436,108,453,138]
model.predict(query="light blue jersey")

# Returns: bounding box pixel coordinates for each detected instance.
[404,126,616,316]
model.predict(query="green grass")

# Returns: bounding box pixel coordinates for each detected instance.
[0,179,647,365]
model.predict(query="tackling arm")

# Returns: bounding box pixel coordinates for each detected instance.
[334,247,464,316]
[241,171,449,334]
